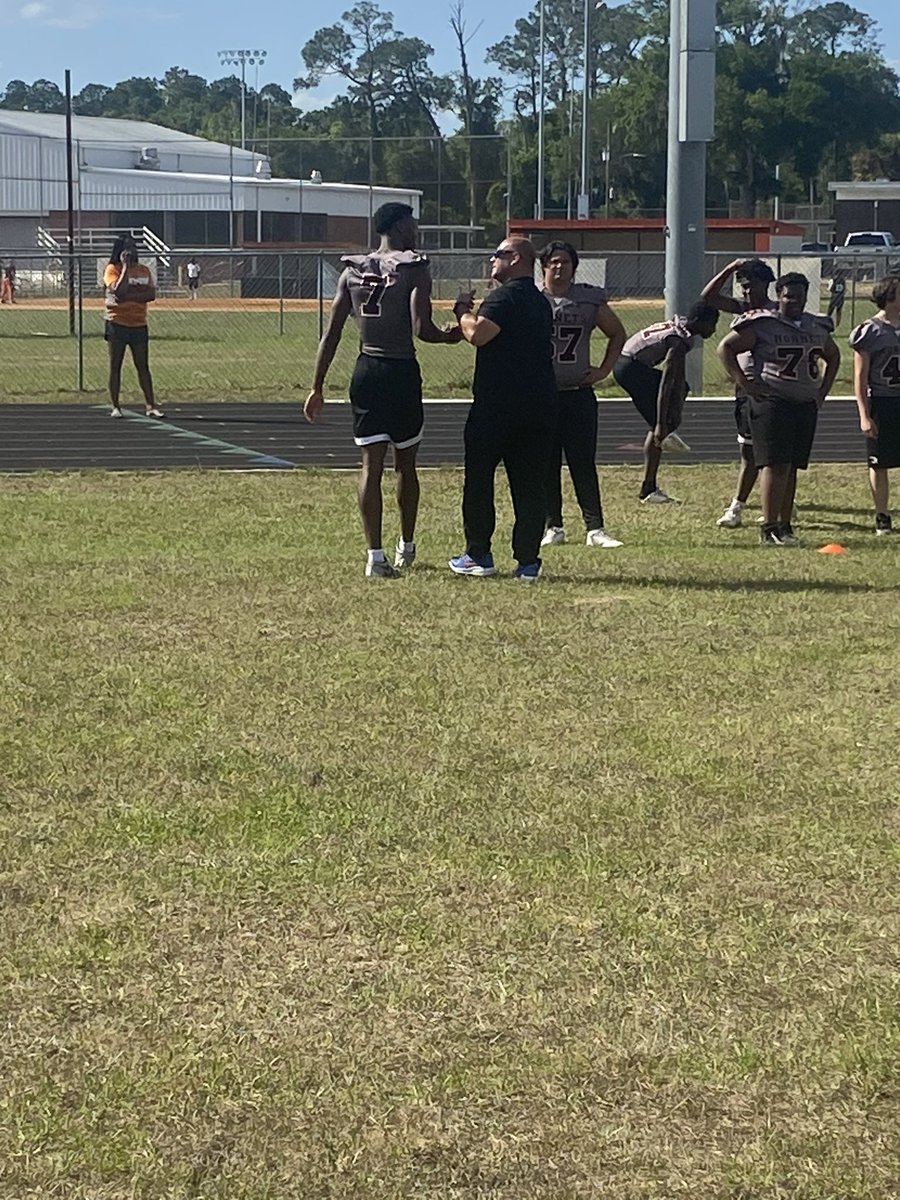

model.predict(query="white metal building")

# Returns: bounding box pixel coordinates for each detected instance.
[0,111,421,250]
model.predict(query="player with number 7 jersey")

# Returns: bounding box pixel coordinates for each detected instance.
[718,272,841,546]
[304,202,463,577]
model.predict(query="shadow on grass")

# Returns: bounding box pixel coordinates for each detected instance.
[411,563,897,594]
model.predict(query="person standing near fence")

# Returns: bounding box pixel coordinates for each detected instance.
[538,240,626,550]
[104,234,165,419]
[0,261,16,304]
[449,237,557,582]
[827,269,847,328]
[304,202,463,578]
[850,275,900,535]
[186,257,201,301]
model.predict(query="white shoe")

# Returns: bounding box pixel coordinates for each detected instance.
[541,526,566,546]
[640,488,679,504]
[394,541,416,569]
[717,500,744,528]
[585,528,623,548]
[365,558,400,578]
[110,407,123,418]
[662,431,691,452]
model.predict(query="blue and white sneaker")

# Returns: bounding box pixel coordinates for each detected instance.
[513,561,541,582]
[448,552,496,576]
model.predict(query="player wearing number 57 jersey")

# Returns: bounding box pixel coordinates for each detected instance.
[305,202,462,577]
[850,275,900,535]
[537,241,626,549]
[718,272,840,546]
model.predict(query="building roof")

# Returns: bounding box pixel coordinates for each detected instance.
[0,110,255,161]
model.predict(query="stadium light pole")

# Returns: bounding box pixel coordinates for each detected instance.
[664,0,715,394]
[578,0,606,220]
[217,49,267,150]
[536,0,546,219]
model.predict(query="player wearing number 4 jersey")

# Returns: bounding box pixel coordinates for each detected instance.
[850,275,900,535]
[718,273,840,546]
[538,241,626,548]
[305,202,463,577]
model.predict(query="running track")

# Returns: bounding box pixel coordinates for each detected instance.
[0,398,866,473]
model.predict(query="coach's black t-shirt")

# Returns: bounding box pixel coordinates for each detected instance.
[472,277,556,418]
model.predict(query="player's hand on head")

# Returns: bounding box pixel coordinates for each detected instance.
[304,390,324,423]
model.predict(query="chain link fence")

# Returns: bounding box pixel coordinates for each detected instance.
[0,248,873,401]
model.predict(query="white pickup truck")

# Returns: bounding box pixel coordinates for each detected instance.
[833,231,900,277]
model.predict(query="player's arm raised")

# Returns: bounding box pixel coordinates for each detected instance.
[412,271,463,344]
[701,259,747,315]
[718,326,760,397]
[817,334,841,406]
[305,274,353,423]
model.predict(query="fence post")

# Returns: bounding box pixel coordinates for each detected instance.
[76,254,84,392]
[278,253,284,336]
[318,251,325,341]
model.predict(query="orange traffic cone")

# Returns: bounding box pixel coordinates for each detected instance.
[818,543,848,555]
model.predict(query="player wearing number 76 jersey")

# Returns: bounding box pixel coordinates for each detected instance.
[305,202,463,577]
[718,272,840,546]
[850,275,900,535]
[538,240,626,548]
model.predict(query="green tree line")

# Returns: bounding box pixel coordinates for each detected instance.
[2,0,899,238]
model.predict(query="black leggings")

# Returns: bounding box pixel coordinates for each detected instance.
[545,387,604,530]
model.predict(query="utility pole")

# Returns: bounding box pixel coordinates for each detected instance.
[536,0,546,219]
[578,1,606,219]
[664,0,716,393]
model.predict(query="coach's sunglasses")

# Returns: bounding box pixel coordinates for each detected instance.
[490,248,515,259]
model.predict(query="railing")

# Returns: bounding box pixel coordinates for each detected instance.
[0,246,874,402]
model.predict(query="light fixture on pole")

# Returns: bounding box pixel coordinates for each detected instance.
[536,0,546,219]
[578,0,606,220]
[217,48,267,151]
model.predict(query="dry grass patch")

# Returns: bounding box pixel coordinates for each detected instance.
[1,465,899,1198]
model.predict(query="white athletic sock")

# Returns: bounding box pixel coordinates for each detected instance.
[399,539,415,552]
[367,549,386,564]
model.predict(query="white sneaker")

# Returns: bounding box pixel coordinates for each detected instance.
[110,407,123,418]
[662,431,691,452]
[541,526,566,546]
[717,500,744,528]
[640,488,679,504]
[394,541,416,569]
[365,559,400,579]
[585,528,623,548]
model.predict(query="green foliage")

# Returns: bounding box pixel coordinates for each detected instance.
[0,0,898,230]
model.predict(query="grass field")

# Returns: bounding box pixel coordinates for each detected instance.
[2,464,899,1199]
[0,299,877,402]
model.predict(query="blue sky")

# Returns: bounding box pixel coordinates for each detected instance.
[0,0,897,109]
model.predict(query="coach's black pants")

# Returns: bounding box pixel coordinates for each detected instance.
[545,386,604,530]
[463,407,553,565]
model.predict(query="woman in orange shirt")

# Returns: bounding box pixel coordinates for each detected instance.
[103,233,164,418]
